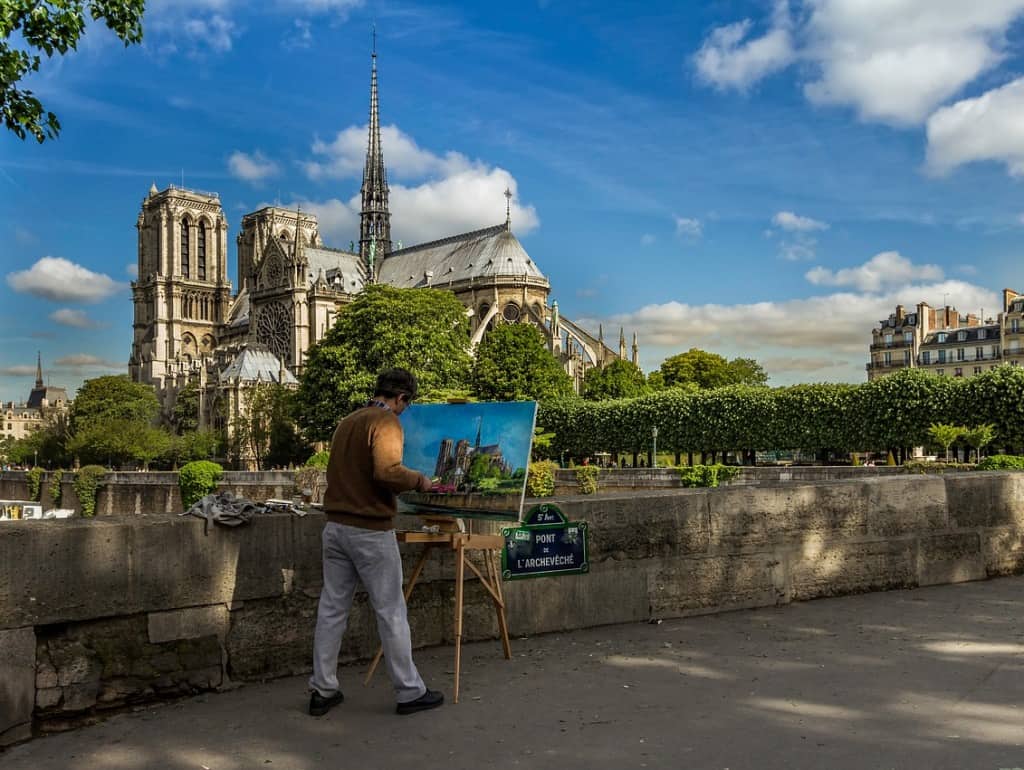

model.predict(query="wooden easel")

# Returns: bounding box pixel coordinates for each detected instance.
[363,526,512,703]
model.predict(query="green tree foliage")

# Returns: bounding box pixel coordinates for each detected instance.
[67,375,166,467]
[977,454,1024,470]
[2,0,145,142]
[962,423,996,462]
[178,460,223,508]
[296,285,472,440]
[232,383,308,469]
[659,348,768,389]
[582,359,649,401]
[171,380,200,434]
[470,322,574,402]
[526,460,557,497]
[73,464,107,517]
[927,423,964,462]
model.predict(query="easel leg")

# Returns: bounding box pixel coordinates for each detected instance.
[488,549,513,660]
[364,545,432,686]
[453,537,465,704]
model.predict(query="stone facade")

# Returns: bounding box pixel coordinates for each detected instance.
[0,355,69,446]
[129,53,633,428]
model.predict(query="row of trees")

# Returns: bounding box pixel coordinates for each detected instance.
[539,366,1024,461]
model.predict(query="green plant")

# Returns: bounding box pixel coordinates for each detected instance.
[900,460,973,474]
[575,465,600,495]
[49,469,63,507]
[25,466,44,501]
[677,464,741,488]
[976,454,1024,471]
[962,423,996,463]
[179,460,224,509]
[73,465,107,517]
[305,451,331,468]
[526,460,558,497]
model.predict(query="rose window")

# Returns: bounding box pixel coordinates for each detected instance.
[256,302,292,364]
[502,302,521,322]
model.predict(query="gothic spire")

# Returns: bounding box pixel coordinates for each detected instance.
[35,351,43,389]
[619,328,627,359]
[359,38,392,276]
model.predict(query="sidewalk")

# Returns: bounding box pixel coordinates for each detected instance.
[4,576,1023,770]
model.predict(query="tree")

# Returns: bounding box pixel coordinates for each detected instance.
[659,348,768,390]
[927,423,964,462]
[67,375,161,467]
[2,1,145,142]
[470,322,574,402]
[171,380,200,434]
[233,383,308,469]
[583,359,649,400]
[963,423,996,463]
[296,285,473,440]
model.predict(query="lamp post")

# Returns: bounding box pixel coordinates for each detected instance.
[651,426,658,469]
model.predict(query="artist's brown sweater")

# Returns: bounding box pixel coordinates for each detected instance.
[322,405,424,531]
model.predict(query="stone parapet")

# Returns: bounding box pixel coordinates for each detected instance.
[1,473,1022,742]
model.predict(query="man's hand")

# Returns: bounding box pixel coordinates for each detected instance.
[416,474,434,493]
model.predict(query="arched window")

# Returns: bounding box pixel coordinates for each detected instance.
[181,218,190,278]
[197,221,207,280]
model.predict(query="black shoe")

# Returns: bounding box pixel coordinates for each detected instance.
[309,690,344,716]
[396,689,444,715]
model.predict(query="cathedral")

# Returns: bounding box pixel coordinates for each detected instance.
[129,50,637,431]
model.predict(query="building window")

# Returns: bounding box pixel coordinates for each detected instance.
[922,351,931,364]
[904,332,913,344]
[956,348,965,361]
[502,302,521,322]
[884,352,892,365]
[974,367,982,374]
[884,333,893,346]
[181,218,190,278]
[198,221,207,280]
[976,346,984,360]
[978,329,986,340]
[954,367,963,377]
[1013,319,1021,333]
[958,331,967,341]
[904,350,911,364]
[938,350,947,363]
[993,345,1001,357]
[937,333,947,343]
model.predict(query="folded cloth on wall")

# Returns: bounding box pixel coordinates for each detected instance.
[179,491,268,533]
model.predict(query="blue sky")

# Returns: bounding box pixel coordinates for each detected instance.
[5,0,1024,401]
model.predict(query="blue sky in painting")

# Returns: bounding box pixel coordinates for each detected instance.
[400,401,536,478]
[6,2,1024,400]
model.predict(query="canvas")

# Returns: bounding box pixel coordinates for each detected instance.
[398,401,537,521]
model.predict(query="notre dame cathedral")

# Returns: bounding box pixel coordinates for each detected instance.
[129,50,638,430]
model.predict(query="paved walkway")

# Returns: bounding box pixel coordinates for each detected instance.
[4,576,1024,770]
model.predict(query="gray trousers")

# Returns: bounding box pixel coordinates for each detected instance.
[309,522,426,704]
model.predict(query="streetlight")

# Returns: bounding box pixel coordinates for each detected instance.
[651,426,658,469]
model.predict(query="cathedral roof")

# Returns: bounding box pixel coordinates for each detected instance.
[304,247,366,292]
[226,287,250,328]
[378,224,548,289]
[219,345,297,385]
[27,385,68,409]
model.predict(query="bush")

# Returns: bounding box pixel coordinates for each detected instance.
[179,460,224,509]
[575,465,600,495]
[976,454,1024,471]
[49,469,63,507]
[74,465,107,517]
[677,464,741,488]
[900,460,974,474]
[526,461,558,497]
[305,451,331,468]
[26,466,44,501]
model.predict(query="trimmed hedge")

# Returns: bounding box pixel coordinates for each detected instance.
[179,460,224,509]
[526,461,558,498]
[575,466,600,495]
[900,461,975,474]
[976,454,1024,470]
[305,451,331,469]
[538,366,1024,460]
[677,464,741,488]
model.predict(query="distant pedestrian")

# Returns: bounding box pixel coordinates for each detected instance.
[308,368,444,717]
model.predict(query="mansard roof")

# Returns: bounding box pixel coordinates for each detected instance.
[219,344,297,384]
[27,385,68,409]
[921,324,1000,346]
[378,224,548,289]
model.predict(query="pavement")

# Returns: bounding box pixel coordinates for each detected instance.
[4,576,1024,770]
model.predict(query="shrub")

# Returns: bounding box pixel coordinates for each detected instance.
[575,465,600,495]
[74,465,107,517]
[900,460,974,474]
[677,464,741,488]
[976,454,1024,471]
[179,460,224,509]
[305,451,330,469]
[26,466,44,501]
[49,470,63,507]
[526,461,558,497]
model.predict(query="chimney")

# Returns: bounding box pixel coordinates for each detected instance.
[895,304,905,322]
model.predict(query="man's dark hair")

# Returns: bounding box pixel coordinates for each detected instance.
[374,368,419,401]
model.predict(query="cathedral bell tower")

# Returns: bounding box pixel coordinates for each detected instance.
[359,42,392,278]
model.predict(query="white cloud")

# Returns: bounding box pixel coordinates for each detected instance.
[694,1,795,91]
[695,1,1024,126]
[126,263,139,278]
[674,217,702,238]
[6,257,124,303]
[805,251,943,292]
[297,124,539,245]
[772,211,828,232]
[49,309,105,329]
[0,365,37,377]
[779,236,818,261]
[228,150,280,183]
[53,354,122,370]
[926,77,1024,176]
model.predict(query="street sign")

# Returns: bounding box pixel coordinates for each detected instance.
[501,503,588,580]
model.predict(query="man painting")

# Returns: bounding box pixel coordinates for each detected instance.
[309,368,444,716]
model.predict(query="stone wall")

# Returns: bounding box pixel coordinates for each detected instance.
[1,472,1023,744]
